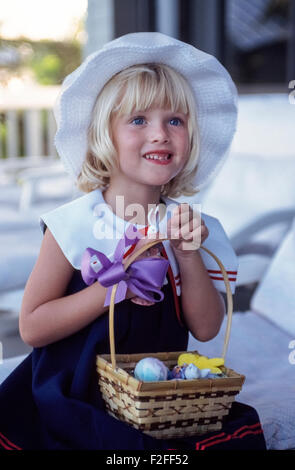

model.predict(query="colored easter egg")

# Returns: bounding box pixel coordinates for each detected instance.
[199,368,211,379]
[171,365,186,379]
[134,357,168,382]
[184,363,200,380]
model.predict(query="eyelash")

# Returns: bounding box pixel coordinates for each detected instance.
[169,117,183,126]
[130,116,183,126]
[131,117,145,125]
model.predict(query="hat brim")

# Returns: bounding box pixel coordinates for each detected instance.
[55,33,238,190]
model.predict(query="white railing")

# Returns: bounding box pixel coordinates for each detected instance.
[1,108,57,159]
[0,84,60,161]
[0,85,74,209]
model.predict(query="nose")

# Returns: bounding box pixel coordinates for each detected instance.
[149,122,169,143]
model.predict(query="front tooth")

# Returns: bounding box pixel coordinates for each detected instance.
[146,154,168,160]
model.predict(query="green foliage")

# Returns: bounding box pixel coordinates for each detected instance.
[31,53,62,85]
[0,115,7,158]
[28,39,82,85]
[0,38,82,85]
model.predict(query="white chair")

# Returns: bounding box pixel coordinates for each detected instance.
[188,217,295,450]
[186,93,295,449]
[0,355,27,384]
[233,208,295,287]
[0,167,77,315]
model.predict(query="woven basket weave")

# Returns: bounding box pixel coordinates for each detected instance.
[96,239,245,439]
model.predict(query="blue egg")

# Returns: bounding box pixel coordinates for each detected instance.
[199,368,211,379]
[134,357,168,382]
[184,363,200,380]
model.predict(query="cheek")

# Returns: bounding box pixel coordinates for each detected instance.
[174,129,190,152]
[116,135,140,168]
[113,131,134,156]
[120,130,140,150]
[180,133,190,159]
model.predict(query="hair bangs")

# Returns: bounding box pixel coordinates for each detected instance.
[113,64,190,117]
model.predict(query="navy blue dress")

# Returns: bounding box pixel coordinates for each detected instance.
[0,270,266,450]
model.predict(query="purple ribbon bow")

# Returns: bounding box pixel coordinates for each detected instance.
[81,224,169,307]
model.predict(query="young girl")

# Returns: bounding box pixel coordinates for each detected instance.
[0,32,265,450]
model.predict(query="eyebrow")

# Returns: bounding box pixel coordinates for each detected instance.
[126,109,188,116]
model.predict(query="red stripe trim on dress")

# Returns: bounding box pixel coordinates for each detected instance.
[195,422,263,450]
[123,244,136,259]
[175,273,181,286]
[208,269,237,275]
[201,426,263,449]
[209,276,237,282]
[123,226,149,259]
[0,431,22,450]
[161,247,183,327]
[167,265,183,327]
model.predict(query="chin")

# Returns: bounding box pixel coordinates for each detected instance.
[146,180,171,188]
[132,173,175,188]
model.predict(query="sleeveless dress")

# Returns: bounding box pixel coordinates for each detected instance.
[0,269,265,450]
[0,190,266,450]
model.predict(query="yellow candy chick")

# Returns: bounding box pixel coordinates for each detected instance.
[178,353,200,367]
[178,353,224,374]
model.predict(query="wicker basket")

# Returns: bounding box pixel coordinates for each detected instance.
[96,239,245,439]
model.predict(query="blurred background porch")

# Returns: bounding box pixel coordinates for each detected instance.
[0,0,294,356]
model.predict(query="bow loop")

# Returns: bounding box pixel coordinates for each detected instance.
[81,225,169,307]
[97,260,130,287]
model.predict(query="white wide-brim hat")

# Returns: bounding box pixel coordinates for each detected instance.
[54,32,238,190]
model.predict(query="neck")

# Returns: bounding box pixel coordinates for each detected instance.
[103,179,162,226]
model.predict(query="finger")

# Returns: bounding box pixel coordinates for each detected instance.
[200,223,209,242]
[173,223,194,241]
[179,215,204,236]
[170,205,195,230]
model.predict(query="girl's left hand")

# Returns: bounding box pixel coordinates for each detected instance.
[167,203,209,255]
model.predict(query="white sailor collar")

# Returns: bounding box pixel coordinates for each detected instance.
[40,189,238,295]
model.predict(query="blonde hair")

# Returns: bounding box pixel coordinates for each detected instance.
[77,63,200,198]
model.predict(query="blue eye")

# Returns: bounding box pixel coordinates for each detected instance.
[169,117,182,126]
[132,117,145,125]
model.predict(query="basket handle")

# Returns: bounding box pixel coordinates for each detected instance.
[108,239,233,370]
